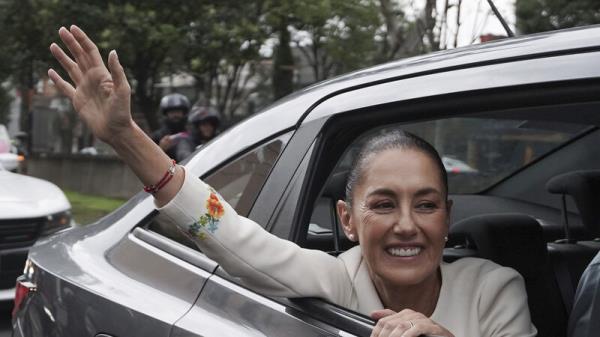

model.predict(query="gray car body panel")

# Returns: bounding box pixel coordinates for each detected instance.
[13,25,600,336]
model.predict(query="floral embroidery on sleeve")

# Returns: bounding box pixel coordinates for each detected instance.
[187,189,225,240]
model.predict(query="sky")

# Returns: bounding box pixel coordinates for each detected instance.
[258,0,517,57]
[407,0,516,48]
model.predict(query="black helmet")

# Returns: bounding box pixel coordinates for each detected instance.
[188,105,221,128]
[159,93,190,115]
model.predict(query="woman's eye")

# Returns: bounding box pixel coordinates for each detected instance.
[374,201,394,210]
[416,202,437,211]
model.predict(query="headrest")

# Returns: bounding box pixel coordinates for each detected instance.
[450,213,547,279]
[322,170,349,201]
[546,170,600,237]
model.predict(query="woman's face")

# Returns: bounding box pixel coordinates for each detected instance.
[337,148,451,288]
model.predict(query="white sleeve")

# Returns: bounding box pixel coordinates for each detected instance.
[478,267,538,337]
[155,170,353,305]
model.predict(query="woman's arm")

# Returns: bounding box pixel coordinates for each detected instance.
[155,172,353,301]
[49,25,352,303]
[48,25,181,207]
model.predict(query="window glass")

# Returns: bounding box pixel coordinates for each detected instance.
[338,118,590,194]
[204,138,285,216]
[306,117,590,250]
[148,135,288,248]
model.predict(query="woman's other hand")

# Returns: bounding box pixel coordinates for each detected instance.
[370,309,455,337]
[48,25,133,144]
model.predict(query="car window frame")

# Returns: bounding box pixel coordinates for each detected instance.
[268,78,600,333]
[134,131,294,271]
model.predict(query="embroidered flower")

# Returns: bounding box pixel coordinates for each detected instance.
[206,193,224,219]
[187,190,225,240]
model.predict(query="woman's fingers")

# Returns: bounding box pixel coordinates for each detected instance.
[107,50,130,92]
[400,318,450,337]
[49,43,83,85]
[70,25,105,68]
[371,309,397,321]
[58,26,91,71]
[372,318,411,337]
[48,69,76,99]
[370,309,453,337]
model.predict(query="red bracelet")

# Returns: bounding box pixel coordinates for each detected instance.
[144,159,177,194]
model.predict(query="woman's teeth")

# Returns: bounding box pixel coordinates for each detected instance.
[387,247,421,257]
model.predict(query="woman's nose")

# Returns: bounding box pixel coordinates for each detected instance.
[392,209,418,237]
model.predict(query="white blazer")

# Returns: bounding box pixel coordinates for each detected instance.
[157,173,537,337]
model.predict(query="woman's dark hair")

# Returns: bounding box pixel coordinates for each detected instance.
[344,130,448,207]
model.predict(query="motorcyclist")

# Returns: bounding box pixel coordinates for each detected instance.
[151,93,191,161]
[187,105,221,148]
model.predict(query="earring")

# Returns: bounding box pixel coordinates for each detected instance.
[348,234,355,241]
[444,236,448,242]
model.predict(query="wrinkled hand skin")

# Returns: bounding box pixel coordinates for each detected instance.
[48,25,134,145]
[370,309,455,337]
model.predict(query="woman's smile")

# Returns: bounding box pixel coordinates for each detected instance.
[385,245,423,258]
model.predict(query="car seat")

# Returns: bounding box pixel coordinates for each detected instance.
[450,213,566,337]
[545,170,600,335]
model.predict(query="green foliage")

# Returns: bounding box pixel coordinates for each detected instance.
[287,0,381,81]
[272,18,295,100]
[0,0,415,128]
[516,0,600,34]
[64,189,125,225]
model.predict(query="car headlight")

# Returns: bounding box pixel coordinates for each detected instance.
[42,210,72,235]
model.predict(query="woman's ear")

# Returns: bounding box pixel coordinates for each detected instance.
[336,200,357,241]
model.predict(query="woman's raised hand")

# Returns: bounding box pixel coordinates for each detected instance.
[48,25,133,144]
[48,25,183,205]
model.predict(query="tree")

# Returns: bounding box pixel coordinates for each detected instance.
[517,0,600,34]
[289,0,380,83]
[182,1,269,122]
[98,0,192,131]
[272,18,295,100]
[376,0,412,61]
[1,0,58,138]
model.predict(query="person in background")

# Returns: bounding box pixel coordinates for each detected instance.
[187,105,221,148]
[151,93,191,161]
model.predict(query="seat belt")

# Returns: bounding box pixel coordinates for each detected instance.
[551,254,575,316]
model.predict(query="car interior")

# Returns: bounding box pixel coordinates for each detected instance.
[300,98,600,337]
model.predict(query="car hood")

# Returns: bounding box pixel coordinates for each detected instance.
[0,170,71,219]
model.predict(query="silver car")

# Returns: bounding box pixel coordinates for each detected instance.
[12,26,600,337]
